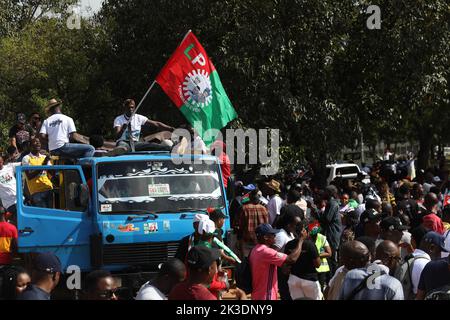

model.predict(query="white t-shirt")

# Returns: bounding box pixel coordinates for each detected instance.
[274,229,295,252]
[268,195,283,225]
[40,113,77,151]
[410,249,431,294]
[135,282,166,300]
[0,164,18,209]
[113,114,148,142]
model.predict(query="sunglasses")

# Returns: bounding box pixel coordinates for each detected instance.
[389,255,402,262]
[97,288,118,299]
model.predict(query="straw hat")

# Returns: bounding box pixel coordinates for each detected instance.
[264,179,281,193]
[45,98,62,113]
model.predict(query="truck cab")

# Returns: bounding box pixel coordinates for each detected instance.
[16,152,229,295]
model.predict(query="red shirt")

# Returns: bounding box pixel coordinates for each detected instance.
[168,282,217,300]
[218,153,231,188]
[208,273,227,298]
[249,244,287,300]
[211,141,231,188]
[0,221,18,264]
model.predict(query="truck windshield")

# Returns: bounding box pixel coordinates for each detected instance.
[97,160,224,214]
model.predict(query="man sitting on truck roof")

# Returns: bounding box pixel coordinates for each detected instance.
[113,98,174,153]
[40,99,95,160]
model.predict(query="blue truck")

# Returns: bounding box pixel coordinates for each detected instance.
[16,152,230,298]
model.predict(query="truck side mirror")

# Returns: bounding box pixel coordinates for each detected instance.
[69,182,89,208]
[78,184,90,208]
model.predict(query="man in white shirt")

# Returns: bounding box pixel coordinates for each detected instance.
[265,179,283,226]
[0,154,20,217]
[114,99,174,152]
[408,228,447,296]
[136,259,186,300]
[40,99,94,159]
[274,205,303,252]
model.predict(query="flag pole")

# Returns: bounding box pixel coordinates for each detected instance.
[129,80,157,152]
[128,30,191,151]
[133,79,157,115]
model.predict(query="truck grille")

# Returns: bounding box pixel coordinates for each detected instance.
[103,242,179,266]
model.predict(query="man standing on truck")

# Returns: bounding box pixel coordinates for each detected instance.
[0,154,20,222]
[21,138,53,208]
[40,99,95,159]
[113,98,174,152]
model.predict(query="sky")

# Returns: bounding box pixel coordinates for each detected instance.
[79,0,105,16]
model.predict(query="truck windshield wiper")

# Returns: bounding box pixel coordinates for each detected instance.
[176,208,209,214]
[114,210,159,221]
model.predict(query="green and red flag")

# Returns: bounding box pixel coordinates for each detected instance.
[156,31,237,146]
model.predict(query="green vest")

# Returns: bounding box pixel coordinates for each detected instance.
[315,233,330,273]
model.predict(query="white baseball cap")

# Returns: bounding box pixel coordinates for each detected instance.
[198,219,216,235]
[193,214,209,223]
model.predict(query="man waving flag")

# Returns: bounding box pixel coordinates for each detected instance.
[156,31,237,146]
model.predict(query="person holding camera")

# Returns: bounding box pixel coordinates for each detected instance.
[21,138,53,208]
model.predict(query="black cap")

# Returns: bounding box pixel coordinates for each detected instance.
[360,208,383,224]
[33,252,62,273]
[186,246,221,269]
[380,216,409,231]
[255,223,281,237]
[422,232,448,252]
[209,209,226,221]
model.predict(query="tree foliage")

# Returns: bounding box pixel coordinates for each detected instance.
[0,0,448,185]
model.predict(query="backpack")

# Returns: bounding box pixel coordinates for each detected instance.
[425,285,450,300]
[345,271,386,300]
[395,254,429,300]
[235,249,253,294]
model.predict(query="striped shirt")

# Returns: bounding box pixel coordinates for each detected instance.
[237,203,268,244]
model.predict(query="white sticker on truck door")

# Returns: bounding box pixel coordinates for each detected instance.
[100,204,112,212]
[148,184,170,196]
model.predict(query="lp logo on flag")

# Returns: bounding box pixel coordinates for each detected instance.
[181,43,212,112]
[182,69,212,112]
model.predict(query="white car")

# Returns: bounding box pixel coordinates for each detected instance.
[326,163,370,186]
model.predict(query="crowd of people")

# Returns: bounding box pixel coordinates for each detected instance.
[1,98,450,300]
[222,160,450,300]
